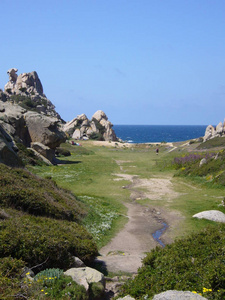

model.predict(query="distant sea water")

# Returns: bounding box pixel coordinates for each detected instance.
[113,125,207,143]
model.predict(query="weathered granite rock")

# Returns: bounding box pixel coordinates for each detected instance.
[0,100,66,164]
[193,210,225,223]
[203,119,225,142]
[92,110,117,141]
[199,158,207,167]
[64,267,105,291]
[0,101,30,145]
[25,111,66,149]
[71,256,86,268]
[153,290,207,299]
[0,124,21,167]
[0,89,8,102]
[31,142,55,163]
[4,68,43,96]
[203,125,216,141]
[117,296,135,300]
[4,68,62,120]
[64,110,118,141]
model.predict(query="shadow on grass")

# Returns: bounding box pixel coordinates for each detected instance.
[54,158,82,165]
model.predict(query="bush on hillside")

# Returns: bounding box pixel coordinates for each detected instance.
[0,163,86,221]
[0,214,98,270]
[119,224,225,299]
[0,256,26,298]
[174,150,225,186]
[11,94,48,111]
[197,137,225,149]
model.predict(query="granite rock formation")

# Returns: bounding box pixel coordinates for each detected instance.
[4,68,62,119]
[203,120,225,141]
[64,110,117,141]
[0,69,66,164]
[0,123,22,167]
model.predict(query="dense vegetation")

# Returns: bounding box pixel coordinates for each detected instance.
[119,224,225,299]
[10,94,48,112]
[0,162,98,298]
[2,137,225,299]
[172,150,225,186]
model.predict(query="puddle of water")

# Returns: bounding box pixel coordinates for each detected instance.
[152,222,168,247]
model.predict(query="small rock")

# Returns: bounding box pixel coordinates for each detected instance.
[117,296,135,300]
[193,210,225,223]
[153,290,207,299]
[199,158,207,167]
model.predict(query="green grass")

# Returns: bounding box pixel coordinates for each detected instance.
[30,141,225,246]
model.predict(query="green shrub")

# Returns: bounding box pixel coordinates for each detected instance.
[197,137,225,149]
[89,132,104,141]
[0,164,86,221]
[89,282,105,300]
[0,257,26,299]
[119,224,225,299]
[55,147,71,157]
[0,214,98,270]
[10,95,48,112]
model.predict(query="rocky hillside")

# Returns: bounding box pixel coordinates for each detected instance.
[0,68,118,166]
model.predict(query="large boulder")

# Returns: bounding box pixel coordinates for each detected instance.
[152,290,207,299]
[0,101,30,145]
[64,267,105,291]
[193,210,225,223]
[25,111,66,149]
[31,142,55,163]
[0,124,21,167]
[92,110,117,141]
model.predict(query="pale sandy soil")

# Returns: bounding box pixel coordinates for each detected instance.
[89,140,173,148]
[97,161,183,274]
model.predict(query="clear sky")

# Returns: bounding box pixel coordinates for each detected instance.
[0,0,225,125]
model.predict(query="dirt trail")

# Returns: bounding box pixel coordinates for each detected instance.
[97,161,182,274]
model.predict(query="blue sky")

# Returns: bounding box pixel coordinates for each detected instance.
[0,0,225,125]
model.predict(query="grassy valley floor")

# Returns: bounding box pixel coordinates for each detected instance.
[29,140,225,276]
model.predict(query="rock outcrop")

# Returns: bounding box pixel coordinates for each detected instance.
[203,120,225,141]
[152,290,207,299]
[0,101,66,149]
[64,110,117,141]
[0,124,22,167]
[4,68,62,119]
[0,69,67,164]
[64,267,105,291]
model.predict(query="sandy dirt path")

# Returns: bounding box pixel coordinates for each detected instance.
[97,162,182,274]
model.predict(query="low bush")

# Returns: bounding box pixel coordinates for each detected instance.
[197,137,225,149]
[174,150,225,186]
[0,214,98,270]
[55,147,71,157]
[11,94,48,112]
[89,132,104,141]
[0,164,86,221]
[0,256,26,298]
[119,224,225,299]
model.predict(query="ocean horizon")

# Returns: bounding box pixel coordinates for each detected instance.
[113,125,208,144]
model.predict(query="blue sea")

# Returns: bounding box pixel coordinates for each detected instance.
[113,125,207,143]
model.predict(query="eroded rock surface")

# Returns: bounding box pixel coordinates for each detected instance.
[64,110,117,141]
